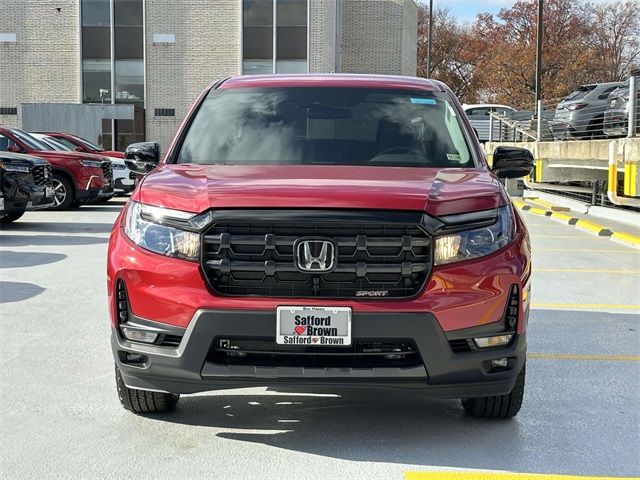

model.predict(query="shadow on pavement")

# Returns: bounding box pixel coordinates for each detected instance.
[78,206,126,213]
[155,388,532,472]
[0,235,108,247]
[3,222,115,234]
[148,309,640,476]
[0,281,45,303]
[0,250,66,268]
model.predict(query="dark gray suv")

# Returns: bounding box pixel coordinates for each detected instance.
[551,82,624,139]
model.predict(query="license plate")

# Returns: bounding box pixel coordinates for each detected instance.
[45,186,54,197]
[276,306,352,346]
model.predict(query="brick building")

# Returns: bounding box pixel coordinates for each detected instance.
[0,0,418,151]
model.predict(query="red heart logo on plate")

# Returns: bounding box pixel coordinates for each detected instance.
[311,337,319,343]
[294,325,306,335]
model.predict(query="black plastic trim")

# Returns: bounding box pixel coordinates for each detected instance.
[113,309,527,395]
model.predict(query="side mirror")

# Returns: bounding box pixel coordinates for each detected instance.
[74,145,86,152]
[492,146,534,179]
[124,142,160,174]
[7,144,22,153]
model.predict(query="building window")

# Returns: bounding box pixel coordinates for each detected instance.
[80,0,144,104]
[81,0,111,102]
[114,0,144,103]
[242,0,307,75]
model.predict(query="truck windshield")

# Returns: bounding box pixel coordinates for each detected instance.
[176,87,475,168]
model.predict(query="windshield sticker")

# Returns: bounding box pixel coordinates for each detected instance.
[446,153,462,161]
[410,98,437,105]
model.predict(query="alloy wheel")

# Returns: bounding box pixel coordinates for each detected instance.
[52,179,67,207]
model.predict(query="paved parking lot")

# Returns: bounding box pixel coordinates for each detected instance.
[1,199,638,479]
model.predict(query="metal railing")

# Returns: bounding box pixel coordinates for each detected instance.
[482,76,638,143]
[481,76,639,209]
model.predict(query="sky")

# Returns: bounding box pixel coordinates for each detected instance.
[436,0,515,23]
[436,0,620,23]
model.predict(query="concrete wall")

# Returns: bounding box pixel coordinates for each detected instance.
[0,0,80,129]
[484,138,640,186]
[309,0,337,73]
[400,0,418,76]
[340,0,417,75]
[21,104,134,147]
[0,0,418,152]
[144,0,242,151]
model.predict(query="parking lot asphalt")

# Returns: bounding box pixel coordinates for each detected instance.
[1,199,638,480]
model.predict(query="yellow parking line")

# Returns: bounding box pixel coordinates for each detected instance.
[532,302,640,310]
[528,353,640,361]
[405,472,639,480]
[534,268,640,274]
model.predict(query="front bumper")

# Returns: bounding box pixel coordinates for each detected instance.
[113,310,526,396]
[77,188,101,202]
[1,183,53,212]
[98,185,115,198]
[114,177,135,194]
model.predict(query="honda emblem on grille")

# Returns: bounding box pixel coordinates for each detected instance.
[294,239,336,273]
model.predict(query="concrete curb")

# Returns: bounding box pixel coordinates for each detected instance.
[512,199,640,248]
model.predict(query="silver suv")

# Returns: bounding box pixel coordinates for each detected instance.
[551,82,624,139]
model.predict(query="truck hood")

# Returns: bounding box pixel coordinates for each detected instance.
[135,165,507,217]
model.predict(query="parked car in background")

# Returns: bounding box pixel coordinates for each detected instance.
[0,151,54,223]
[0,126,113,209]
[463,104,516,142]
[603,84,640,138]
[32,133,136,196]
[40,132,124,159]
[551,82,624,139]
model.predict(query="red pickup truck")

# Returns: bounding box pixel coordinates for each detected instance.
[108,74,533,419]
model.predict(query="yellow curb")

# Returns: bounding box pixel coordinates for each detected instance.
[549,212,575,222]
[513,198,640,248]
[405,472,640,480]
[528,198,570,211]
[611,231,640,247]
[574,219,612,236]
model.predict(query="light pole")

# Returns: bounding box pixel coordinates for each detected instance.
[427,0,434,77]
[535,0,543,106]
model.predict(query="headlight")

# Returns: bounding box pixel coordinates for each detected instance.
[123,201,210,261]
[434,205,514,265]
[79,159,104,168]
[0,162,30,173]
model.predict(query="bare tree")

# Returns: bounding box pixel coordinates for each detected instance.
[585,0,640,81]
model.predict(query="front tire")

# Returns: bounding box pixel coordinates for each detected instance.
[462,363,525,419]
[50,174,75,210]
[115,365,179,414]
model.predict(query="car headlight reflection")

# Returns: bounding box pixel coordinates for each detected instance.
[434,205,515,265]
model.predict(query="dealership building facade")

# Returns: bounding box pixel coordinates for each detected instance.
[0,0,418,151]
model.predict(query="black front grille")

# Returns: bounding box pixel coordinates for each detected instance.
[209,337,422,368]
[201,210,432,298]
[31,165,51,186]
[101,162,113,182]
